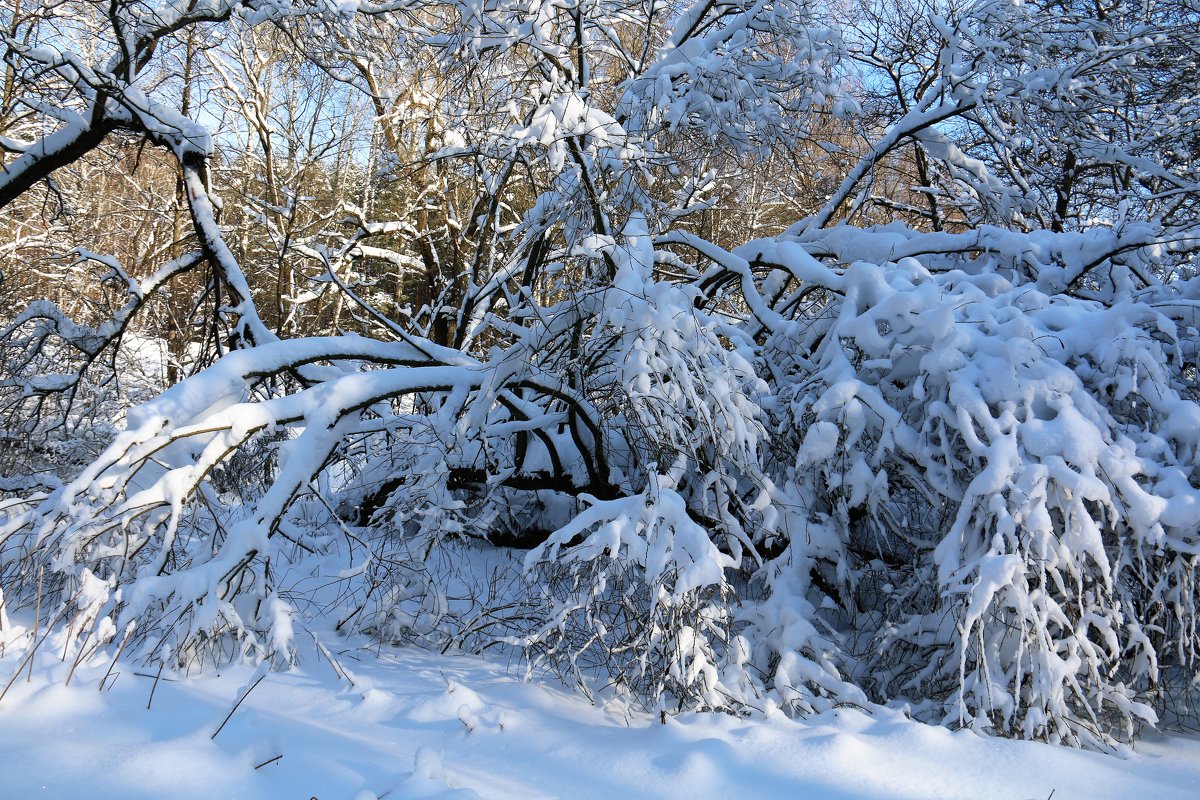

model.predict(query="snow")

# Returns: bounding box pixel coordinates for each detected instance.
[2,636,1199,800]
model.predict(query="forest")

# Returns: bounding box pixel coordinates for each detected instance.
[1,0,1198,754]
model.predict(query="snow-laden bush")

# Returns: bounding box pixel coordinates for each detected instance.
[741,225,1200,746]
[9,217,1197,747]
[521,479,740,711]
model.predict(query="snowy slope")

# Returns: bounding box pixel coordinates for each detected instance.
[1,637,1198,800]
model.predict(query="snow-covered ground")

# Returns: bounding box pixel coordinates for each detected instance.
[2,634,1199,800]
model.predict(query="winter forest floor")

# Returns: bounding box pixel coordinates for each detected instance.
[1,633,1199,800]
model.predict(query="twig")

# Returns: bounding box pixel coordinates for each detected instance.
[99,624,136,692]
[64,627,93,687]
[308,630,353,686]
[0,586,8,659]
[27,566,42,683]
[61,608,79,662]
[254,754,283,769]
[211,674,265,739]
[147,662,164,710]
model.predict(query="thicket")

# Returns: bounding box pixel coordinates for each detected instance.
[1,0,1199,749]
